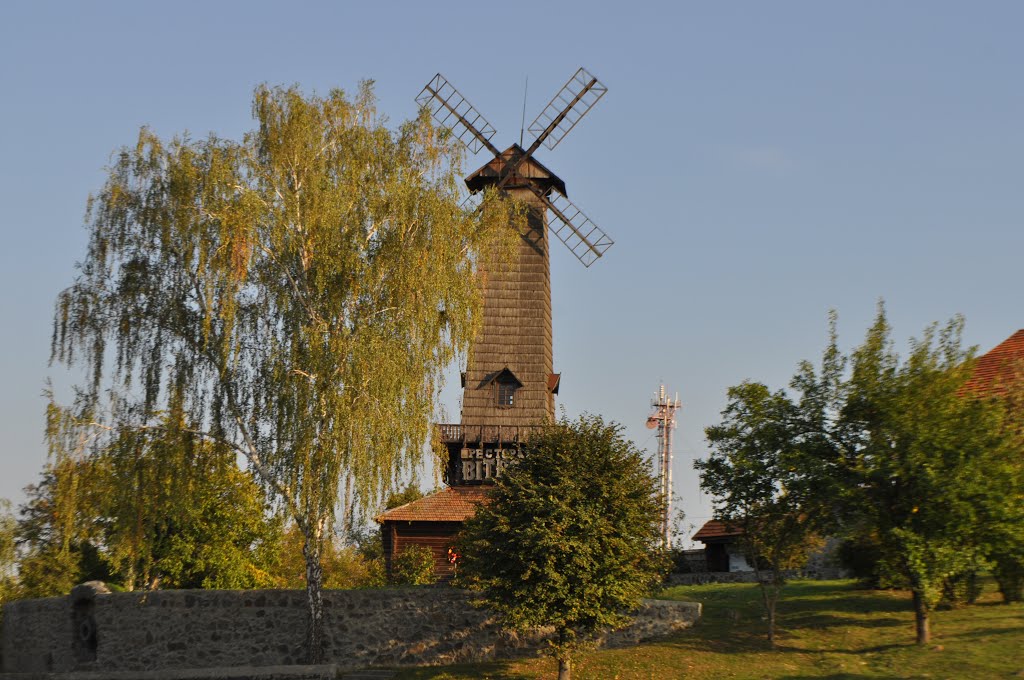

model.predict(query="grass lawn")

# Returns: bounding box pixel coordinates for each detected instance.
[393,578,1023,679]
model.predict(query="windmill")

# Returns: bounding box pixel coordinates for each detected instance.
[420,68,614,483]
[377,69,615,580]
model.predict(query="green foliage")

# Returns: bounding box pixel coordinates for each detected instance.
[698,381,828,645]
[991,554,1024,603]
[48,82,518,660]
[390,545,436,586]
[16,421,282,594]
[700,303,1022,645]
[0,499,19,615]
[14,458,113,598]
[836,532,888,587]
[267,523,385,589]
[459,415,666,678]
[829,309,1016,642]
[941,557,985,607]
[975,357,1024,604]
[384,483,427,511]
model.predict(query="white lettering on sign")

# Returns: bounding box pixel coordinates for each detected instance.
[459,447,521,481]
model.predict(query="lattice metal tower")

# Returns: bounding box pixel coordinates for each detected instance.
[646,385,682,549]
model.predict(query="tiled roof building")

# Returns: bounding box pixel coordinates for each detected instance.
[963,329,1024,396]
[691,519,743,542]
[377,487,492,580]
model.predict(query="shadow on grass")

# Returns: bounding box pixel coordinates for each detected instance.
[774,640,910,655]
[784,613,906,630]
[782,591,910,616]
[774,674,935,680]
[941,624,1024,641]
[969,599,1017,607]
[394,659,534,680]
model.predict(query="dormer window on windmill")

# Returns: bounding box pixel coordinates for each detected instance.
[490,368,522,409]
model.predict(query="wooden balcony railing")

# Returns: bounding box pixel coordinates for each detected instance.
[434,423,542,445]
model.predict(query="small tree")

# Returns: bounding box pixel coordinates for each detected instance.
[698,381,826,646]
[836,311,1011,644]
[458,415,666,680]
[976,357,1024,604]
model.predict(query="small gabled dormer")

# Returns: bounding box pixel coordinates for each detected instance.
[483,367,523,409]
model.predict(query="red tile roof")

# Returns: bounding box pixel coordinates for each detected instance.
[376,486,492,523]
[692,519,744,542]
[963,329,1024,396]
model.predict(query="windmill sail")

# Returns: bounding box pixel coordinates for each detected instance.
[538,188,614,267]
[527,67,607,151]
[416,74,500,155]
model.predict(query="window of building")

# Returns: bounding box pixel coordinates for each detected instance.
[488,368,522,409]
[495,378,517,408]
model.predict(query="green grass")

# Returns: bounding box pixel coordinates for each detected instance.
[393,579,1024,679]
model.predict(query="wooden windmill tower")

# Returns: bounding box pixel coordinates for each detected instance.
[378,68,613,577]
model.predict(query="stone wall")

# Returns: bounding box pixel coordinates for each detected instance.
[2,583,700,675]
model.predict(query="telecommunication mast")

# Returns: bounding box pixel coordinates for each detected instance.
[646,385,681,549]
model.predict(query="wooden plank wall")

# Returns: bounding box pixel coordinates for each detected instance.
[386,521,463,581]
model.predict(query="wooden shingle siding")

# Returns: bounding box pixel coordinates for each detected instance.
[462,186,555,427]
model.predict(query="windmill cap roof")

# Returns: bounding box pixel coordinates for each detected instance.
[465,144,567,197]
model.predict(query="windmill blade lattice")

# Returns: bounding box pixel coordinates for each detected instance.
[538,188,614,268]
[527,68,607,151]
[459,190,483,212]
[416,74,499,155]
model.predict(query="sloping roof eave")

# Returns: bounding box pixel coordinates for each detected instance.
[692,519,744,542]
[376,486,492,523]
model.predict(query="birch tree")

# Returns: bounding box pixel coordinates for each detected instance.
[50,83,515,661]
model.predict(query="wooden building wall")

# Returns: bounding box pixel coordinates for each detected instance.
[381,521,463,581]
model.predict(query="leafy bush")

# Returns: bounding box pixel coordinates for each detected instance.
[390,545,435,586]
[992,554,1024,603]
[668,549,695,574]
[941,568,984,607]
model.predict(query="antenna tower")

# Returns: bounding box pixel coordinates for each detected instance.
[646,385,681,549]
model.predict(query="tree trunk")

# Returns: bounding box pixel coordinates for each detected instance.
[340,473,354,540]
[557,656,572,680]
[753,558,780,648]
[302,520,326,663]
[912,590,930,645]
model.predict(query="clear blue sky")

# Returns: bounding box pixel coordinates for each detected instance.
[1,2,1021,543]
